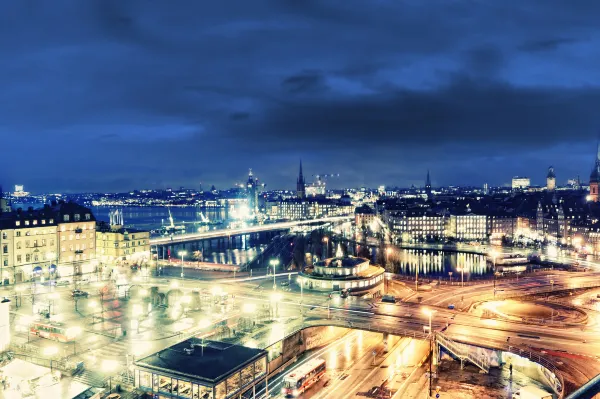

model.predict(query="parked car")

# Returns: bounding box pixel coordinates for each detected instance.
[71,289,89,298]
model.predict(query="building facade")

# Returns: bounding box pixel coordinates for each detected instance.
[0,207,58,284]
[52,201,96,278]
[447,214,488,241]
[267,198,352,221]
[547,166,556,191]
[512,177,531,190]
[299,256,385,294]
[385,209,447,241]
[96,221,150,266]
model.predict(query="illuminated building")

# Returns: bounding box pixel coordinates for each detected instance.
[589,142,600,202]
[447,213,488,241]
[385,209,447,241]
[96,210,150,266]
[0,206,58,284]
[299,256,385,294]
[305,175,326,197]
[487,213,515,240]
[51,201,96,279]
[355,205,376,228]
[267,198,352,221]
[246,169,259,214]
[12,185,29,198]
[546,166,556,191]
[297,160,306,199]
[134,339,267,399]
[512,177,531,190]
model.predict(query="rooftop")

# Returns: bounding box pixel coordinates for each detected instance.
[135,339,266,384]
[314,256,366,268]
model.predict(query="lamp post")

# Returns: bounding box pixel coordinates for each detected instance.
[423,309,437,398]
[490,250,498,298]
[269,259,279,290]
[43,346,58,371]
[179,250,187,279]
[270,292,282,319]
[457,267,464,287]
[102,359,118,393]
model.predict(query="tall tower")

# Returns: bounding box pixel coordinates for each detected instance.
[546,166,556,191]
[590,142,600,202]
[425,170,432,199]
[247,169,258,214]
[297,160,306,199]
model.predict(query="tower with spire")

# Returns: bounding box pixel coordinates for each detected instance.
[590,142,600,202]
[297,160,306,199]
[425,170,432,199]
[546,166,556,191]
[247,169,258,214]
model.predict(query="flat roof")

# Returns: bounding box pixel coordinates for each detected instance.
[314,256,367,268]
[135,339,266,384]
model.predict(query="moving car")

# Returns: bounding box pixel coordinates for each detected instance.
[71,289,89,298]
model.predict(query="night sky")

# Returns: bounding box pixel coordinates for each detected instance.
[2,1,600,193]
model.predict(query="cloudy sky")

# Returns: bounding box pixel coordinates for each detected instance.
[1,0,600,192]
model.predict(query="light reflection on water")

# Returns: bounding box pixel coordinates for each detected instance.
[386,249,491,278]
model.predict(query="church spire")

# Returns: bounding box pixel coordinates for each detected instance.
[425,169,432,200]
[297,160,306,199]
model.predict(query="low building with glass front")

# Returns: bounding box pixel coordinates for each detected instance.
[134,339,267,399]
[298,256,385,294]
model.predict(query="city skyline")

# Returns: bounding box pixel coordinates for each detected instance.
[2,1,600,191]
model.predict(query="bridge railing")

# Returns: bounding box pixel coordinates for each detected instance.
[506,346,564,398]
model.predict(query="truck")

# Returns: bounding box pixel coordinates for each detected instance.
[512,385,553,399]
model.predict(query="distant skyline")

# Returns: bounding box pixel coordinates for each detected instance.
[1,1,600,192]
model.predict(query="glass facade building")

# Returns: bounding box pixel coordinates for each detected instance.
[134,339,267,399]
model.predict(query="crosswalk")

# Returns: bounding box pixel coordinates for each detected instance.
[93,339,129,360]
[73,368,106,388]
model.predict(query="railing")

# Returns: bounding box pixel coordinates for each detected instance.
[435,332,490,373]
[506,346,564,398]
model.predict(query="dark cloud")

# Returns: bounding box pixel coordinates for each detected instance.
[281,71,328,94]
[518,37,579,52]
[0,0,600,192]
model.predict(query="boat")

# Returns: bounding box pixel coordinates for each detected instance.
[157,208,186,236]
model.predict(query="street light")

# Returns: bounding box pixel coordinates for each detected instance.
[44,346,58,371]
[422,308,437,398]
[269,259,279,290]
[457,267,464,287]
[270,292,283,319]
[178,251,187,279]
[490,250,499,298]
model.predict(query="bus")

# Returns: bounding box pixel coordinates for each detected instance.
[281,358,326,397]
[30,321,80,343]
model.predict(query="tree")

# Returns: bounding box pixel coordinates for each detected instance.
[192,250,203,267]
